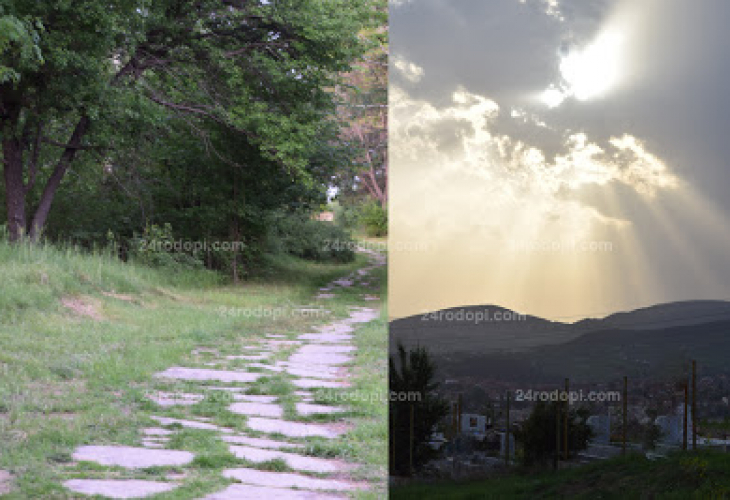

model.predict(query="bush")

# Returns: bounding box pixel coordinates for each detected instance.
[128,223,205,270]
[265,210,355,263]
[333,202,360,230]
[357,200,387,237]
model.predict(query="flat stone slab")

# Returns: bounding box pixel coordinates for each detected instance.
[346,308,378,323]
[192,348,220,355]
[155,367,261,383]
[292,378,349,389]
[296,403,345,416]
[298,344,355,354]
[228,445,347,473]
[152,416,231,433]
[72,445,194,468]
[288,353,353,366]
[142,427,174,436]
[316,293,335,299]
[233,394,278,403]
[315,323,355,335]
[246,417,344,439]
[282,361,343,374]
[229,402,283,418]
[205,386,244,392]
[140,438,166,449]
[295,308,331,315]
[64,479,178,498]
[297,334,352,343]
[204,484,345,499]
[294,390,314,402]
[283,366,342,380]
[146,391,204,407]
[332,279,353,287]
[0,470,12,495]
[223,468,358,491]
[222,435,304,450]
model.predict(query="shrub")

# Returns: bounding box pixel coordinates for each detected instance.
[357,200,387,237]
[333,202,360,230]
[128,223,205,270]
[265,210,355,263]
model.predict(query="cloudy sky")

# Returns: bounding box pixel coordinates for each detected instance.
[390,0,730,321]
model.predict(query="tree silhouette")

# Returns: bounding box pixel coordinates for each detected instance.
[514,401,593,466]
[389,342,449,476]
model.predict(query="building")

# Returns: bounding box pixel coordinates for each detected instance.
[313,211,334,222]
[461,413,488,434]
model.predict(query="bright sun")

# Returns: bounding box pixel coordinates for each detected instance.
[561,32,624,100]
[541,31,625,106]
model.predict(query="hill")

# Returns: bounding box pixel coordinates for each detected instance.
[574,300,730,331]
[391,300,730,355]
[390,301,730,382]
[390,304,577,354]
[438,318,730,383]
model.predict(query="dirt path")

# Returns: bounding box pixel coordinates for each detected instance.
[62,248,385,499]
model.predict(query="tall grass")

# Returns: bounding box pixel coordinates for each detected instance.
[0,238,222,321]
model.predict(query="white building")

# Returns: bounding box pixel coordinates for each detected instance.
[461,413,488,434]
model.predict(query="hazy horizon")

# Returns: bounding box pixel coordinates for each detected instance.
[389,298,730,325]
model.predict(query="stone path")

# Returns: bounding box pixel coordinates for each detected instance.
[62,248,385,499]
[0,470,13,496]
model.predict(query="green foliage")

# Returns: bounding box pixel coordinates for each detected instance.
[389,342,450,476]
[358,200,388,237]
[333,201,361,230]
[0,13,44,84]
[128,223,205,270]
[2,0,375,252]
[642,422,664,451]
[514,401,593,466]
[332,199,388,235]
[332,0,388,207]
[265,210,355,263]
[680,455,709,484]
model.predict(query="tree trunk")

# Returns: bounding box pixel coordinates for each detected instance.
[2,137,27,241]
[28,116,90,241]
[231,168,241,284]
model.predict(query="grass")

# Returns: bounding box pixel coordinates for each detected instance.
[347,259,388,499]
[391,450,730,499]
[0,239,387,498]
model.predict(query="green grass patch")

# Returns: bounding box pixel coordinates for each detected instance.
[0,240,376,498]
[391,450,730,500]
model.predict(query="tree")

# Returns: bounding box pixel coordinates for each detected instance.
[333,0,387,208]
[389,342,450,476]
[514,401,593,466]
[1,0,370,242]
[642,422,664,451]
